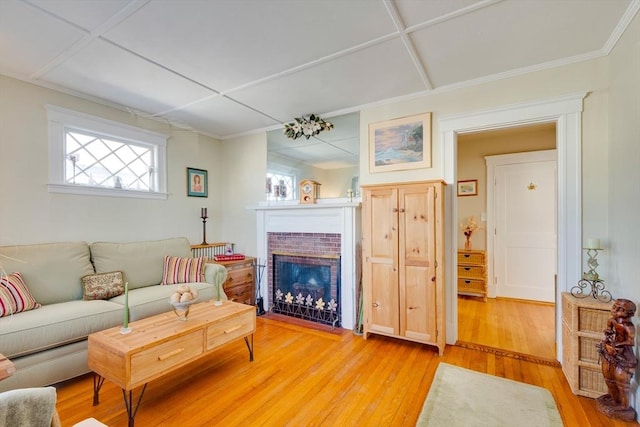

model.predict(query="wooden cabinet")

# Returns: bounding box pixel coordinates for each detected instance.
[361,181,445,355]
[214,257,256,306]
[457,250,487,301]
[561,292,612,398]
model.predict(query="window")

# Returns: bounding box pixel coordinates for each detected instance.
[266,172,296,201]
[46,105,168,199]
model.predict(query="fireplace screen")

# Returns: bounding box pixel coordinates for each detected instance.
[272,253,341,327]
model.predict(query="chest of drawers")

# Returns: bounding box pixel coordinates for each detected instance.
[457,250,487,301]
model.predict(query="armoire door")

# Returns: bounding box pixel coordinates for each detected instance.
[363,187,399,336]
[399,185,437,342]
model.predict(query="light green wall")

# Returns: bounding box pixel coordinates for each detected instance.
[0,75,225,246]
[608,13,640,303]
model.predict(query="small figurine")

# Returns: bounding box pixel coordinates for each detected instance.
[596,298,637,421]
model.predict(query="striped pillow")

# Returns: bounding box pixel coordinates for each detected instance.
[161,256,205,285]
[0,272,41,316]
[0,284,17,317]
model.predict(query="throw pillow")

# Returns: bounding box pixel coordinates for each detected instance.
[81,271,124,300]
[161,256,205,285]
[0,272,41,315]
[0,284,17,317]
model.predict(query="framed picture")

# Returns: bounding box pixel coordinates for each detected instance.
[369,112,431,173]
[457,179,477,196]
[187,167,208,197]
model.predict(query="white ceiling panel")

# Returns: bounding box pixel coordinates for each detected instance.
[42,38,214,116]
[103,0,395,91]
[165,96,280,137]
[412,0,632,87]
[28,0,131,31]
[230,37,426,122]
[0,0,86,77]
[395,0,485,27]
[1,0,636,151]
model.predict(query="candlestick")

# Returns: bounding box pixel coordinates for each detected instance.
[120,282,131,334]
[585,238,601,249]
[200,208,208,245]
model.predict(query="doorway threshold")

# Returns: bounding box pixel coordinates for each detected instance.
[455,341,560,367]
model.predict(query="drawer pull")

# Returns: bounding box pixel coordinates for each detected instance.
[464,267,471,271]
[463,254,471,258]
[224,325,243,334]
[157,348,184,361]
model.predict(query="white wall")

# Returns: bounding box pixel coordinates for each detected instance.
[0,76,224,246]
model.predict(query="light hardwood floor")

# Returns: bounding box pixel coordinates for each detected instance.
[54,314,638,426]
[457,295,557,360]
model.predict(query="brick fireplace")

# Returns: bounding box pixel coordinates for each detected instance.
[269,234,341,326]
[252,199,361,329]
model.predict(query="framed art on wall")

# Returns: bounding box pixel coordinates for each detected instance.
[187,167,208,197]
[369,112,431,173]
[457,179,477,196]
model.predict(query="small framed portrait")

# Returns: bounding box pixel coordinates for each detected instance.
[457,179,477,197]
[187,167,208,197]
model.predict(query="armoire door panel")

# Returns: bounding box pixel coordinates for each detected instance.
[368,263,398,335]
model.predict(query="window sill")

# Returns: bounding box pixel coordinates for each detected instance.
[48,184,168,200]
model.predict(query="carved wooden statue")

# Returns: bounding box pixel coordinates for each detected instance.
[596,298,637,421]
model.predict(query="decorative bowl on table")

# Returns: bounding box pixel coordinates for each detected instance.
[168,286,199,321]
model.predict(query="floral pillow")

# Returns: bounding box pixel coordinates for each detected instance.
[82,271,124,300]
[0,272,41,317]
[161,256,205,285]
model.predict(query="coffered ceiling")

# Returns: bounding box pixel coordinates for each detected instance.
[1,0,637,145]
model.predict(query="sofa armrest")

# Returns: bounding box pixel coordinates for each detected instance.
[204,263,229,300]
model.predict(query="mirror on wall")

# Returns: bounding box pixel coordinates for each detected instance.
[267,112,360,200]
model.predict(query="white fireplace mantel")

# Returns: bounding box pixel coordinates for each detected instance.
[250,198,361,329]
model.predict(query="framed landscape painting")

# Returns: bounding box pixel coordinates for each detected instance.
[369,112,431,173]
[457,179,477,196]
[187,167,208,197]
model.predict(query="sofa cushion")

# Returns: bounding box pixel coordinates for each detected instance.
[0,242,94,305]
[161,256,205,285]
[82,271,124,300]
[0,272,41,316]
[0,300,123,359]
[90,238,192,290]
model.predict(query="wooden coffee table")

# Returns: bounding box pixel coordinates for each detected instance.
[88,300,255,427]
[0,353,16,381]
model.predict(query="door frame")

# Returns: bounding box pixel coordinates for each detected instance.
[440,92,586,361]
[486,149,557,300]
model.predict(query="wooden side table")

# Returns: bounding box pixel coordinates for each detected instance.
[212,257,256,306]
[0,353,16,381]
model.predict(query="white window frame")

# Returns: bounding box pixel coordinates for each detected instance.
[46,105,168,199]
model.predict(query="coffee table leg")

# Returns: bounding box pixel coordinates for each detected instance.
[244,334,254,362]
[122,384,147,427]
[92,374,105,406]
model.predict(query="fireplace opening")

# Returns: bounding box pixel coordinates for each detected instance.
[272,253,341,327]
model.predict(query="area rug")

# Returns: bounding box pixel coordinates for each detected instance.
[416,363,563,427]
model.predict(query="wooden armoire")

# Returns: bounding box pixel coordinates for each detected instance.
[361,181,445,355]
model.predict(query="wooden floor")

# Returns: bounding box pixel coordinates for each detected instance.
[54,314,639,426]
[457,295,557,360]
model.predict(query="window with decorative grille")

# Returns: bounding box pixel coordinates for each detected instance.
[266,172,295,201]
[46,105,168,199]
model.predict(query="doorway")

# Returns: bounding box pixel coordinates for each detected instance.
[456,126,557,359]
[440,92,586,362]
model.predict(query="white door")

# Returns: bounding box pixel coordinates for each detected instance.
[494,151,557,302]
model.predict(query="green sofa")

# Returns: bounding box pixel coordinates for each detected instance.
[0,237,227,392]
